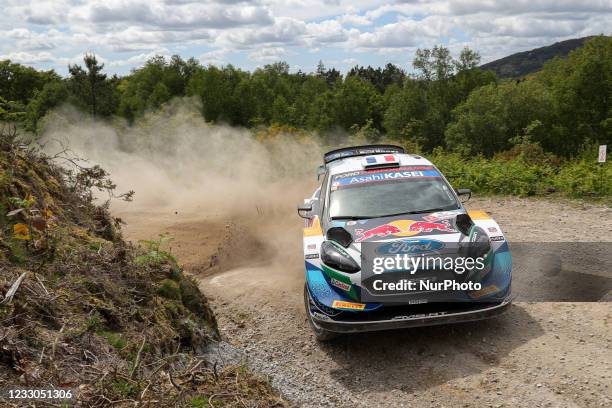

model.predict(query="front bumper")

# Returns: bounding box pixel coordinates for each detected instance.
[310,295,513,334]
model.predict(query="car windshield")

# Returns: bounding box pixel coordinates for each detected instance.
[328,166,459,219]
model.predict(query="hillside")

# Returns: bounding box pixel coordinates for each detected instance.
[0,126,286,407]
[480,36,596,78]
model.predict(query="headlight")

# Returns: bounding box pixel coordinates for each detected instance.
[320,241,360,273]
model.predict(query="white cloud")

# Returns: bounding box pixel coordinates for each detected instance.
[448,0,612,16]
[199,49,231,65]
[218,17,307,48]
[0,51,55,63]
[0,0,609,73]
[352,16,447,50]
[249,46,287,61]
[86,1,274,29]
[338,13,372,26]
[107,49,171,67]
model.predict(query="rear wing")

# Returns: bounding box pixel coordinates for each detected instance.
[323,144,406,164]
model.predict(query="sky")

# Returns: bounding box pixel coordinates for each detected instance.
[1,0,610,76]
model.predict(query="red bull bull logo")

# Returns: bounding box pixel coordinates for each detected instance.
[354,219,457,242]
[408,220,456,233]
[354,224,401,242]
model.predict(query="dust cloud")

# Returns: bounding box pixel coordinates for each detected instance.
[39,99,329,280]
[40,100,323,217]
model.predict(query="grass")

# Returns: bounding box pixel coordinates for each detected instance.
[99,331,128,350]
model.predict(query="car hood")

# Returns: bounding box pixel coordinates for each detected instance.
[329,209,466,244]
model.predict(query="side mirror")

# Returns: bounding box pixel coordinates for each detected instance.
[297,202,313,219]
[456,188,472,203]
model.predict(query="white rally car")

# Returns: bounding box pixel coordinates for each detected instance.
[298,145,512,341]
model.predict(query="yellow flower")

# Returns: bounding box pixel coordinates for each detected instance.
[13,223,31,240]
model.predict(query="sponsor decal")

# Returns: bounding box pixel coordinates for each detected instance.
[303,217,323,237]
[467,210,491,220]
[391,311,447,320]
[321,264,360,301]
[336,170,361,177]
[408,298,428,305]
[346,220,357,226]
[409,220,456,233]
[490,236,505,242]
[332,168,441,188]
[307,244,317,250]
[335,166,433,178]
[468,284,499,299]
[487,227,499,233]
[376,239,445,255]
[423,211,459,222]
[305,254,319,259]
[332,300,366,310]
[354,220,457,242]
[355,223,402,242]
[330,278,351,291]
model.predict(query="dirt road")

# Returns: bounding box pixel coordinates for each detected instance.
[117,197,612,407]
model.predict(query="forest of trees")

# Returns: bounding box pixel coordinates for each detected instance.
[0,36,610,159]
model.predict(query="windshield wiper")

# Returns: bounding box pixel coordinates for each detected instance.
[371,207,457,218]
[330,215,374,221]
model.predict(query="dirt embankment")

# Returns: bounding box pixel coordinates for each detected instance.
[118,197,612,408]
[0,129,286,407]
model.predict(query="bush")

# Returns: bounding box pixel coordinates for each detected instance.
[157,278,181,300]
[429,146,611,197]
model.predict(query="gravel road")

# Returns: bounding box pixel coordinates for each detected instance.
[118,197,612,408]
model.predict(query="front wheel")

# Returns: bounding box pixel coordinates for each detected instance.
[303,283,340,342]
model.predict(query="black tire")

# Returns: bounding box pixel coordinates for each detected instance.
[303,283,340,342]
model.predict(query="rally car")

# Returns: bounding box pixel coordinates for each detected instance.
[298,145,512,340]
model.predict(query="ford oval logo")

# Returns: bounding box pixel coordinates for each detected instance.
[376,239,444,255]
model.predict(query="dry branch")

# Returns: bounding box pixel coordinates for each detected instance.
[1,272,27,305]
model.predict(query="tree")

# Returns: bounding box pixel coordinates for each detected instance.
[347,64,405,93]
[383,79,426,143]
[445,80,555,156]
[25,80,69,131]
[271,95,291,124]
[119,55,203,121]
[455,47,481,71]
[536,35,612,154]
[68,54,114,118]
[0,60,60,105]
[316,60,326,77]
[187,65,245,124]
[334,76,382,130]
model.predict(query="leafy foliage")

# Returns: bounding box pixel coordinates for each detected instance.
[431,143,612,197]
[0,36,610,161]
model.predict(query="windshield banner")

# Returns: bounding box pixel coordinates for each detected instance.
[331,166,441,189]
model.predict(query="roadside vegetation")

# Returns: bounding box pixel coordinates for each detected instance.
[0,35,610,199]
[0,127,287,406]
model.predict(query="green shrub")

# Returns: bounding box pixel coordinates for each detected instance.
[157,279,181,300]
[430,148,611,198]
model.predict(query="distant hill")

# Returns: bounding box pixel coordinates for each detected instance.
[480,37,596,79]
